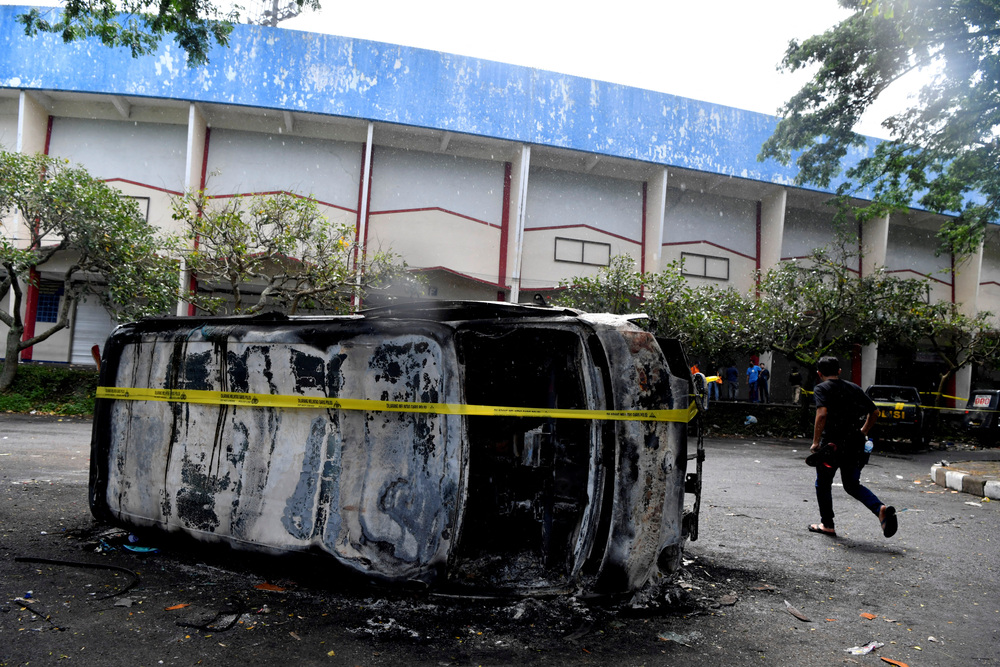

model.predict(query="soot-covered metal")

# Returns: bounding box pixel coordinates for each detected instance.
[89,301,702,595]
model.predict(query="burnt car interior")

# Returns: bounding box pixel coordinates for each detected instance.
[451,326,606,589]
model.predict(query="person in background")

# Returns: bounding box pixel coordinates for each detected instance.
[758,362,770,403]
[747,361,761,403]
[725,363,739,400]
[708,366,723,401]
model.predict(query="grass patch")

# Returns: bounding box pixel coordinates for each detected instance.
[0,363,100,416]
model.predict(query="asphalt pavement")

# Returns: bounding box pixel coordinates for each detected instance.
[2,414,999,666]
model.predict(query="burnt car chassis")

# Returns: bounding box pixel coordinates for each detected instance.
[90,301,703,597]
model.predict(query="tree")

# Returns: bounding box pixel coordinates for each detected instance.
[760,0,1000,257]
[756,245,930,371]
[0,151,180,390]
[555,256,762,364]
[891,300,1000,407]
[16,0,320,67]
[173,189,419,315]
[553,254,644,315]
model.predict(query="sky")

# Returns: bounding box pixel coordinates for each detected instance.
[4,0,929,138]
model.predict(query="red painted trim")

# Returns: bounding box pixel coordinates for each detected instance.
[851,343,862,384]
[43,116,53,155]
[857,221,864,275]
[200,129,211,193]
[412,265,527,288]
[20,268,40,361]
[755,201,762,297]
[210,190,356,214]
[370,207,501,229]
[662,240,757,262]
[951,253,956,303]
[525,224,641,246]
[102,178,184,196]
[980,280,1000,287]
[497,161,512,299]
[640,182,648,275]
[884,268,952,286]
[780,254,862,276]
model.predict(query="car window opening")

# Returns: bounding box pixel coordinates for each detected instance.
[451,327,598,590]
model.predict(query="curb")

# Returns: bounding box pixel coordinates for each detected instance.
[930,464,1000,500]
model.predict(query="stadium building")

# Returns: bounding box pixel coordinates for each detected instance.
[2,4,998,402]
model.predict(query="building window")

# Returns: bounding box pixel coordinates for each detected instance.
[681,252,729,280]
[554,237,612,267]
[127,196,151,222]
[36,292,62,323]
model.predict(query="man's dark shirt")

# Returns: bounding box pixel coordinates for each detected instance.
[814,378,876,449]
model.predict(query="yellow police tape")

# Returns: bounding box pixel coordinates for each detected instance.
[96,386,699,423]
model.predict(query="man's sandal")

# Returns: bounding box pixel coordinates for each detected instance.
[808,523,837,537]
[880,506,898,538]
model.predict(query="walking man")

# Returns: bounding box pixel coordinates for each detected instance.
[807,356,897,539]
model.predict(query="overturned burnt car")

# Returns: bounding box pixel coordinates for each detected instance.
[90,301,703,595]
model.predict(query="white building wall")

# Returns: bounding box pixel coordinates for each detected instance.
[47,118,187,187]
[0,105,16,150]
[368,210,501,285]
[366,146,505,286]
[519,167,643,289]
[980,228,1000,324]
[662,188,757,292]
[524,168,643,240]
[780,207,838,259]
[206,129,362,207]
[370,147,505,224]
[886,224,953,303]
[519,227,642,290]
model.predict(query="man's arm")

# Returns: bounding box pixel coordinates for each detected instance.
[811,406,827,452]
[861,408,878,438]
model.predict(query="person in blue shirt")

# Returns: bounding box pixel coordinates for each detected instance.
[747,361,761,403]
[725,364,739,400]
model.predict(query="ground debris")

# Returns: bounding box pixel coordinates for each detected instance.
[783,600,810,622]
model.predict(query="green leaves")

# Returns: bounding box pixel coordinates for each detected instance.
[16,0,323,66]
[761,0,1000,257]
[1,150,180,389]
[555,249,1000,378]
[174,189,415,315]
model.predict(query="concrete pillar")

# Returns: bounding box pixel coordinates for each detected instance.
[17,91,49,155]
[14,92,51,359]
[858,214,890,388]
[178,103,209,316]
[507,145,530,303]
[860,343,878,390]
[643,167,668,275]
[861,214,890,275]
[759,188,787,275]
[953,241,984,405]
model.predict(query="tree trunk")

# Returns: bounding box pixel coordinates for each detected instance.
[0,324,25,392]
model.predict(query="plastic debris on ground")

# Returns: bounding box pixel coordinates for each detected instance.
[846,640,884,655]
[657,631,698,646]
